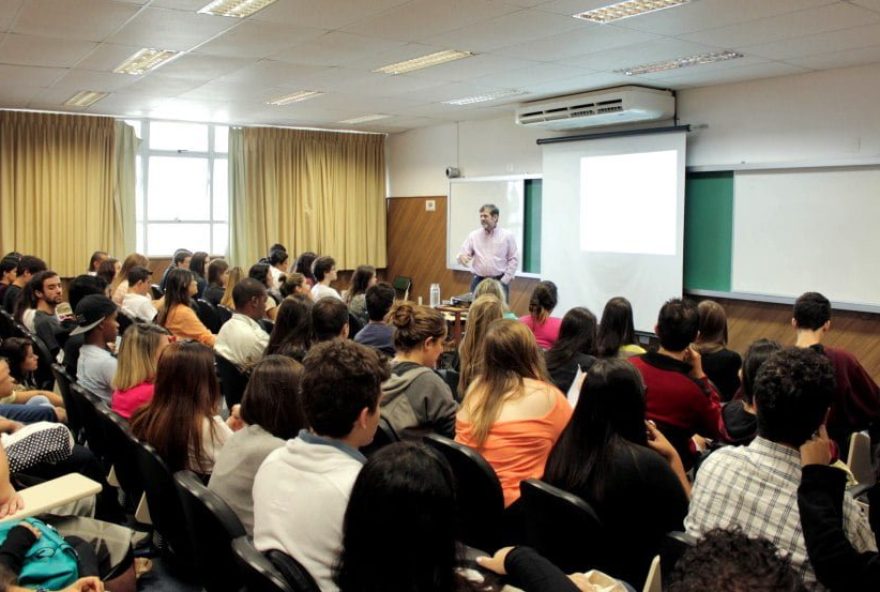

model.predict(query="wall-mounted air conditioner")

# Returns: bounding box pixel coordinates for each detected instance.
[515,86,675,130]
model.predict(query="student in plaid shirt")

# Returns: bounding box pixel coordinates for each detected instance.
[685,347,876,590]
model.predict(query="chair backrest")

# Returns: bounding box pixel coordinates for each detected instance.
[216,305,233,326]
[95,406,143,502]
[847,431,876,486]
[174,470,246,592]
[347,313,363,339]
[519,479,605,573]
[28,334,55,390]
[231,536,293,592]
[51,364,84,441]
[642,555,662,592]
[0,309,14,339]
[195,299,221,334]
[259,318,274,334]
[659,530,697,587]
[435,368,461,401]
[70,384,112,461]
[215,354,250,409]
[150,284,163,300]
[133,440,197,570]
[12,322,30,339]
[266,549,321,592]
[423,434,504,552]
[116,308,137,337]
[360,417,397,457]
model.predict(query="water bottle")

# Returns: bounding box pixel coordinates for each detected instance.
[429,283,441,308]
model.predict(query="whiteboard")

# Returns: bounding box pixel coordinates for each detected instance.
[732,167,880,306]
[446,176,530,273]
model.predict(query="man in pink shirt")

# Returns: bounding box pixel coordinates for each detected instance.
[457,204,518,299]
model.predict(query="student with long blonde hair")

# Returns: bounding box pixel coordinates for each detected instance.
[220,266,244,310]
[111,323,171,419]
[456,320,571,507]
[473,278,516,320]
[457,295,504,397]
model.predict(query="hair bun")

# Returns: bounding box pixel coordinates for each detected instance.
[391,303,415,328]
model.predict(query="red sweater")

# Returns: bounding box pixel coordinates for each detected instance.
[630,352,724,468]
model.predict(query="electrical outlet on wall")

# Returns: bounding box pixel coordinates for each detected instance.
[425,200,436,212]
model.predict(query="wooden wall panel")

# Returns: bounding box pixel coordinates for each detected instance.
[386,196,538,316]
[714,297,880,381]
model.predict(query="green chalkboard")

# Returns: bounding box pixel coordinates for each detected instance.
[523,179,542,273]
[684,172,734,291]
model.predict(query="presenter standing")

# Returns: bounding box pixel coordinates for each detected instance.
[457,204,518,300]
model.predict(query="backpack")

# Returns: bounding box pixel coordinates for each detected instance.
[0,518,79,589]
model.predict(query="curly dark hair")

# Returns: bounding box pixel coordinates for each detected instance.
[667,529,805,592]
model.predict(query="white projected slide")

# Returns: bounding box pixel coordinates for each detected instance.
[541,132,686,333]
[580,150,678,255]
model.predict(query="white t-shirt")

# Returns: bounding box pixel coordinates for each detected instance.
[77,345,117,403]
[122,292,158,322]
[214,313,269,368]
[311,283,342,301]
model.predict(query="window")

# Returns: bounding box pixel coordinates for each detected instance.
[134,121,229,257]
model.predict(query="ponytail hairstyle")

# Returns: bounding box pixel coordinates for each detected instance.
[528,281,558,324]
[388,302,446,353]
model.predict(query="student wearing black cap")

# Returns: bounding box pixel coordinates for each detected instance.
[71,295,119,403]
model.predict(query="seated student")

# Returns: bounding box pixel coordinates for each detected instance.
[209,355,306,535]
[798,426,880,591]
[722,339,781,446]
[474,278,518,320]
[0,338,65,418]
[456,295,504,397]
[12,277,38,332]
[544,307,598,395]
[0,255,18,305]
[87,250,108,277]
[219,266,244,311]
[31,271,74,357]
[279,272,310,300]
[253,339,390,592]
[381,303,458,441]
[292,251,318,290]
[268,246,289,287]
[110,324,171,420]
[158,248,192,293]
[354,282,396,357]
[630,298,724,469]
[131,341,233,476]
[312,296,350,343]
[265,295,312,361]
[95,258,119,294]
[336,442,587,592]
[111,253,150,305]
[519,281,561,350]
[544,359,690,585]
[685,348,877,588]
[120,266,157,322]
[215,278,270,369]
[456,320,571,508]
[597,296,646,358]
[695,300,742,402]
[667,529,805,592]
[343,265,376,328]
[0,358,57,424]
[248,263,279,320]
[71,295,119,403]
[189,251,210,300]
[3,256,46,315]
[793,291,880,454]
[157,269,215,347]
[63,276,108,378]
[204,258,229,307]
[310,256,342,301]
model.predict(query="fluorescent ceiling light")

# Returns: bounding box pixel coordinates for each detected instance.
[198,0,278,17]
[373,50,473,75]
[574,0,691,23]
[338,114,390,124]
[616,50,743,76]
[443,89,527,106]
[266,91,324,106]
[64,90,109,108]
[114,48,181,76]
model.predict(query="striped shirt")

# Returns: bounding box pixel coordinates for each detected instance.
[685,437,876,589]
[458,226,518,284]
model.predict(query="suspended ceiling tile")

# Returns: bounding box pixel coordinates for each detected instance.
[196,20,328,60]
[559,38,726,73]
[49,69,137,92]
[105,7,240,52]
[153,53,255,81]
[469,61,595,89]
[270,31,408,68]
[0,33,98,67]
[12,0,141,42]
[784,44,880,70]
[249,0,412,31]
[745,23,880,61]
[492,22,659,61]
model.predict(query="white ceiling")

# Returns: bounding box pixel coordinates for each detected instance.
[2,0,880,133]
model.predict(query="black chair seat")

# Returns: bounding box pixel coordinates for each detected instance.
[266,549,321,592]
[0,309,15,339]
[423,434,505,552]
[519,479,605,574]
[195,299,221,334]
[231,536,294,592]
[360,418,397,457]
[174,470,246,592]
[216,305,233,326]
[150,284,163,300]
[29,334,56,391]
[51,364,84,443]
[70,384,113,463]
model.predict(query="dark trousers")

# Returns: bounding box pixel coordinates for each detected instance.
[470,274,510,301]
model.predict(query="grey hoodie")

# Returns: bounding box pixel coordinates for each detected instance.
[380,361,458,441]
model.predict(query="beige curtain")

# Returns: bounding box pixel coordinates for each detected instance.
[114,121,140,254]
[0,111,123,277]
[228,126,386,270]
